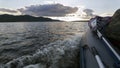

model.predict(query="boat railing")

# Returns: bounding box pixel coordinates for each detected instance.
[96,30,120,67]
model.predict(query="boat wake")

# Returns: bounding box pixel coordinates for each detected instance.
[3,33,83,68]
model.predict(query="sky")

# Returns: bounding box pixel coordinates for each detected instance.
[0,0,120,21]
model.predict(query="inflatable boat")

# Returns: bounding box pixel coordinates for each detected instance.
[80,16,120,68]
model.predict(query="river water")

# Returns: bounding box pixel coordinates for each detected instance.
[0,22,87,68]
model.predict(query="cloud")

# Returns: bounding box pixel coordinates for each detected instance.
[83,9,94,16]
[81,8,95,19]
[43,0,54,4]
[100,13,113,17]
[0,8,18,13]
[18,3,78,17]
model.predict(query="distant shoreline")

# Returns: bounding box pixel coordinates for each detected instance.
[72,20,89,22]
[0,14,89,22]
[0,14,60,22]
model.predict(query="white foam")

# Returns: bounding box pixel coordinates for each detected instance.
[24,64,44,68]
[4,33,83,68]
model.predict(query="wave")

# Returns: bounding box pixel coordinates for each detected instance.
[2,33,83,68]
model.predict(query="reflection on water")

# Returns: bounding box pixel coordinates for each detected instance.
[0,22,87,65]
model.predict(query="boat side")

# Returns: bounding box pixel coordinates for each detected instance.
[80,28,116,68]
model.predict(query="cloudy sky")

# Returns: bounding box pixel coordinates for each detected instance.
[0,0,120,21]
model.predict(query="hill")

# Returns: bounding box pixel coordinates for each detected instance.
[0,14,60,22]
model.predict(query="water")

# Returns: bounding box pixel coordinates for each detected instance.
[0,22,87,68]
